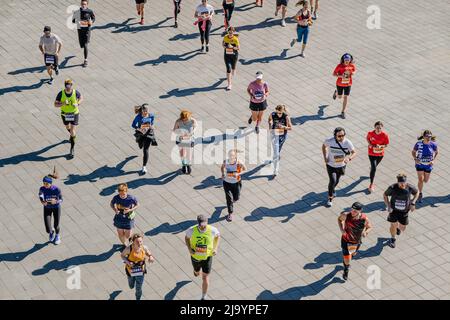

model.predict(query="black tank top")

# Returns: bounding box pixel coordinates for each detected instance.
[271,112,287,129]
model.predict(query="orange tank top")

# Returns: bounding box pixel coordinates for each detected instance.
[125,245,146,276]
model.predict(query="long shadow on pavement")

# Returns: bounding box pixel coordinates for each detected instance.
[159,78,226,99]
[164,280,192,300]
[32,244,122,276]
[7,56,76,76]
[304,237,390,270]
[239,49,302,65]
[135,50,202,67]
[169,25,223,41]
[112,17,172,33]
[244,176,369,223]
[0,78,47,96]
[146,206,227,237]
[256,265,345,300]
[109,290,122,300]
[291,105,341,126]
[64,156,139,185]
[91,18,135,30]
[99,170,181,196]
[0,140,69,168]
[0,243,48,262]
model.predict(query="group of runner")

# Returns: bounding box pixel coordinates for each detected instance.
[32,0,441,299]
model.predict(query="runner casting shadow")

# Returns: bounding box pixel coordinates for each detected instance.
[304,237,390,270]
[112,17,172,33]
[99,170,181,196]
[31,244,122,276]
[214,2,256,15]
[91,18,135,30]
[0,140,69,168]
[159,78,226,99]
[169,26,223,41]
[146,206,226,236]
[164,280,192,300]
[194,127,252,145]
[0,243,48,262]
[7,56,75,76]
[135,50,202,67]
[418,194,450,209]
[239,49,302,65]
[291,105,341,125]
[0,78,47,96]
[109,290,122,300]
[64,156,139,185]
[245,176,369,223]
[256,266,345,300]
[236,17,295,33]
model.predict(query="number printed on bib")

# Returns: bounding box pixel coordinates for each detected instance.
[394,199,407,211]
[64,113,75,122]
[226,0,234,4]
[373,147,383,154]
[130,265,144,277]
[80,20,90,26]
[334,155,345,163]
[347,244,358,255]
[274,128,285,136]
[195,244,207,257]
[45,55,55,64]
[225,47,234,55]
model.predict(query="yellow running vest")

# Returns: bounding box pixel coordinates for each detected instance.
[190,225,213,261]
[60,90,79,115]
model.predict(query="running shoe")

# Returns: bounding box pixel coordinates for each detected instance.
[201,46,205,53]
[343,268,349,281]
[312,11,317,20]
[187,165,192,174]
[174,21,178,28]
[300,53,305,58]
[206,45,209,53]
[49,78,53,85]
[140,18,144,25]
[368,184,374,193]
[55,68,59,76]
[281,19,286,27]
[341,112,346,119]
[417,193,423,203]
[290,39,296,47]
[396,228,401,236]
[274,10,278,16]
[332,90,337,100]
[255,126,260,134]
[142,166,147,174]
[326,199,333,207]
[226,213,233,222]
[248,116,252,124]
[388,238,396,248]
[181,165,187,174]
[83,60,88,68]
[70,146,75,158]
[49,230,56,242]
[226,85,232,91]
[54,234,61,245]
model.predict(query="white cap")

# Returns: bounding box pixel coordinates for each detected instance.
[256,71,263,80]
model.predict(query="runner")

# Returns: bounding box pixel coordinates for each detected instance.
[222,26,240,91]
[111,183,140,247]
[268,105,292,176]
[132,104,157,175]
[384,174,418,248]
[322,127,357,207]
[310,0,319,19]
[366,121,390,193]
[255,0,263,7]
[39,26,62,85]
[222,0,235,30]
[290,1,313,57]
[173,110,197,174]
[338,202,372,280]
[221,149,247,222]
[194,0,215,53]
[38,167,62,245]
[174,0,182,28]
[53,78,83,158]
[275,0,289,27]
[332,53,356,119]
[247,71,269,134]
[135,0,147,25]
[185,214,220,300]
[121,233,155,300]
[72,0,95,67]
[412,130,438,203]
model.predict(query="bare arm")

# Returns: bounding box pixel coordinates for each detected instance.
[322,144,328,163]
[363,218,372,237]
[285,116,292,131]
[383,193,390,210]
[337,213,346,234]
[213,235,220,255]
[268,113,273,127]
[185,236,194,255]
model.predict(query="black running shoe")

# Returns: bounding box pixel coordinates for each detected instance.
[389,238,396,248]
[332,90,337,100]
[417,193,423,203]
[69,146,74,158]
[396,228,401,236]
[248,116,252,124]
[174,21,178,28]
[181,165,187,174]
[187,165,192,174]
[343,269,349,281]
[55,68,59,75]
[206,45,209,52]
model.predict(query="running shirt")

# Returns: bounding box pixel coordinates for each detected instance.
[324,137,354,168]
[186,225,220,238]
[223,35,239,55]
[196,4,214,17]
[55,90,81,102]
[223,0,235,5]
[223,160,243,184]
[39,185,62,209]
[248,81,269,103]
[414,141,437,165]
[132,114,155,135]
[39,34,62,55]
[72,8,96,30]
[297,9,311,26]
[385,183,418,213]
[176,119,195,143]
[111,195,138,213]
[125,245,148,277]
[342,212,367,244]
[271,112,287,135]
[334,63,356,87]
[367,130,389,157]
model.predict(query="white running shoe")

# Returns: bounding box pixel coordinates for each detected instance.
[142,166,147,174]
[281,19,286,27]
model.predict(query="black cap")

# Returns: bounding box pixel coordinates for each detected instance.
[397,175,407,183]
[351,202,363,211]
[43,26,51,32]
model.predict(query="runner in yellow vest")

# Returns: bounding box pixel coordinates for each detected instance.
[54,78,83,158]
[185,214,220,300]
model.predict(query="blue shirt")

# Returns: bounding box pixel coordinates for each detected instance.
[39,185,62,208]
[131,113,155,129]
[111,194,138,212]
[414,141,438,164]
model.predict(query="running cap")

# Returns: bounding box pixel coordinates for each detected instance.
[43,176,53,184]
[197,214,208,227]
[43,26,51,32]
[256,71,263,80]
[343,54,352,61]
[351,202,363,211]
[397,175,407,183]
[64,78,73,85]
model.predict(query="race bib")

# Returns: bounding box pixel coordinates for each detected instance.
[227,171,237,178]
[334,155,345,163]
[226,0,234,4]
[195,244,207,257]
[373,147,383,154]
[225,47,234,55]
[394,199,407,211]
[180,135,192,141]
[274,128,285,136]
[139,123,150,134]
[130,265,144,277]
[347,244,358,255]
[45,55,55,64]
[64,113,75,122]
[341,75,350,84]
[254,92,264,100]
[80,20,90,27]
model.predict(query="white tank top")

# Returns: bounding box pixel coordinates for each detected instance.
[223,160,241,184]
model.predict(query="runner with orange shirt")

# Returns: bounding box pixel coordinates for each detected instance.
[366,121,390,193]
[332,53,356,119]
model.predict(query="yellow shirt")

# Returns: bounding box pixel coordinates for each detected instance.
[223,35,239,55]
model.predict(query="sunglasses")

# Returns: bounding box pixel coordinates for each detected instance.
[337,134,345,138]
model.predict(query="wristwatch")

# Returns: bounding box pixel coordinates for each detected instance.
[411,203,416,206]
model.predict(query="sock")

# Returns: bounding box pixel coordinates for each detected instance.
[201,293,207,299]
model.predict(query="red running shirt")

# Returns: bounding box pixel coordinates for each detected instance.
[343,213,367,243]
[334,63,356,87]
[367,130,389,157]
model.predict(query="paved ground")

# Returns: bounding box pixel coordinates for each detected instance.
[1,0,450,300]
